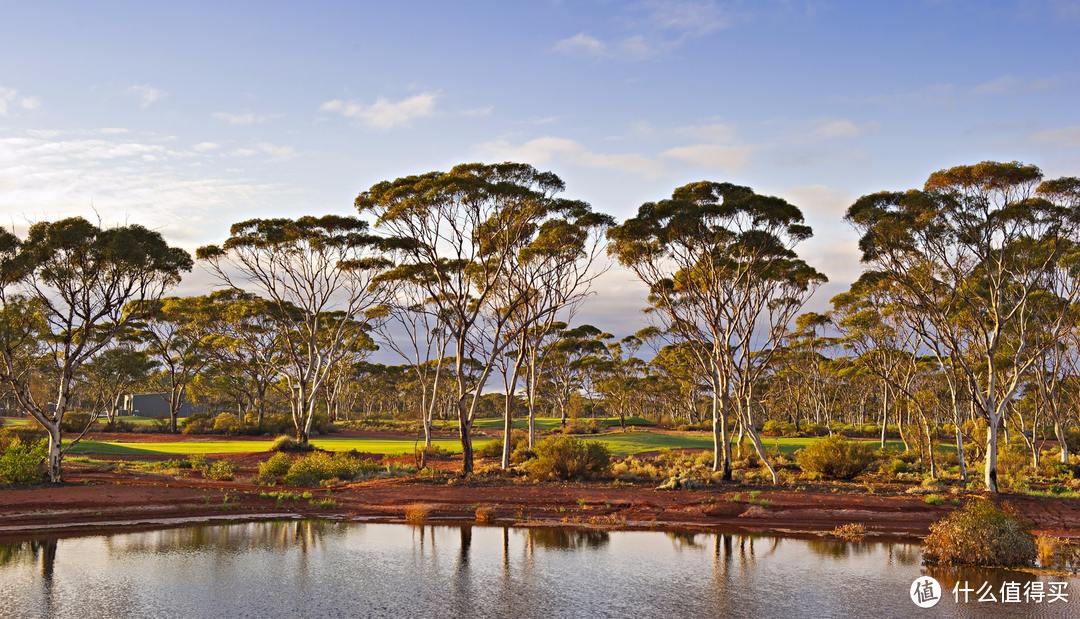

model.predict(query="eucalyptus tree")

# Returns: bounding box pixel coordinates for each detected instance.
[80,344,154,424]
[205,290,282,429]
[130,295,220,433]
[198,216,392,444]
[356,162,605,474]
[609,182,825,482]
[0,218,190,481]
[846,162,1080,492]
[541,324,610,426]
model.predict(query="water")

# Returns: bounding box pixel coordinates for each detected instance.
[0,520,1076,618]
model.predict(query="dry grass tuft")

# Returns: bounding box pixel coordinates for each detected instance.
[404,503,433,524]
[831,522,866,541]
[475,504,497,524]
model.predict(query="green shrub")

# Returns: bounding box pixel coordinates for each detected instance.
[478,430,528,459]
[563,419,600,435]
[59,412,94,433]
[761,420,798,437]
[0,426,47,449]
[181,414,214,435]
[212,412,241,435]
[204,459,235,481]
[795,435,874,480]
[270,435,312,453]
[0,437,46,485]
[526,435,610,481]
[420,444,453,461]
[258,452,292,483]
[922,500,1035,567]
[283,452,379,486]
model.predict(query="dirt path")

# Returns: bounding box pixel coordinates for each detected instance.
[3,466,1079,541]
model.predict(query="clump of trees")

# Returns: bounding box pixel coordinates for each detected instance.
[3,160,1080,493]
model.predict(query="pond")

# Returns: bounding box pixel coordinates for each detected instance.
[0,520,1076,618]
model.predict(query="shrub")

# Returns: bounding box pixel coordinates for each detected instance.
[526,435,611,481]
[832,523,866,541]
[204,459,235,481]
[258,452,293,483]
[762,420,798,437]
[478,430,528,459]
[924,494,945,505]
[420,444,453,461]
[0,426,47,450]
[181,414,214,435]
[404,503,432,524]
[795,435,874,480]
[212,413,241,435]
[283,451,378,486]
[475,504,496,524]
[0,437,46,485]
[59,412,94,433]
[563,419,600,435]
[922,500,1035,567]
[270,435,312,453]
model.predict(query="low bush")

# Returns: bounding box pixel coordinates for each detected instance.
[922,499,1035,567]
[795,435,874,480]
[562,419,600,435]
[181,414,214,435]
[831,523,866,541]
[283,451,379,486]
[0,437,46,485]
[526,435,610,481]
[212,413,241,435]
[761,420,798,437]
[203,459,235,481]
[258,452,293,483]
[475,505,496,524]
[270,435,312,453]
[0,426,47,449]
[420,444,453,461]
[404,503,432,524]
[478,430,528,459]
[59,412,94,433]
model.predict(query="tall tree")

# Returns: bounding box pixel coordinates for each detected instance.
[0,218,190,481]
[846,161,1080,492]
[357,162,605,474]
[198,216,391,444]
[609,182,824,482]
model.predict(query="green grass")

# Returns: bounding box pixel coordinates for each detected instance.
[433,416,653,431]
[69,436,495,456]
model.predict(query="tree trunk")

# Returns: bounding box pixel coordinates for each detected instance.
[985,414,1001,493]
[1055,422,1069,464]
[500,396,513,470]
[710,384,732,480]
[46,423,62,483]
[879,382,888,449]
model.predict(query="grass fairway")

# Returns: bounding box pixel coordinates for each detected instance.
[578,432,951,457]
[69,436,496,457]
[434,416,653,431]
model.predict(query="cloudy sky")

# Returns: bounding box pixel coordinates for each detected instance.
[1,0,1079,337]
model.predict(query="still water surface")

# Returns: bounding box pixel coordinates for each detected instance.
[0,520,1076,618]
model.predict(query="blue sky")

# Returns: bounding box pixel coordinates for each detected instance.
[1,0,1079,336]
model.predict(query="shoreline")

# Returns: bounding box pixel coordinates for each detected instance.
[4,467,1080,543]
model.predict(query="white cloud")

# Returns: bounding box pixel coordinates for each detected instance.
[0,129,280,246]
[461,106,494,118]
[228,142,296,160]
[553,33,607,56]
[478,136,663,177]
[99,127,130,135]
[812,119,862,139]
[1031,125,1080,147]
[973,75,1059,95]
[639,0,733,37]
[213,111,279,125]
[677,122,737,142]
[661,143,751,172]
[319,93,437,129]
[0,87,41,116]
[192,141,221,152]
[128,84,165,108]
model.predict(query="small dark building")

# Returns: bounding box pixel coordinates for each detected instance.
[120,393,201,418]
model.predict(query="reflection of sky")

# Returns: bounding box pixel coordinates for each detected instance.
[3,522,1075,617]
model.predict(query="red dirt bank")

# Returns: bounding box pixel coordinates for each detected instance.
[3,465,1079,541]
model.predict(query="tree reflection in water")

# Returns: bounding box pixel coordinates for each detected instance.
[97,519,342,557]
[527,527,610,550]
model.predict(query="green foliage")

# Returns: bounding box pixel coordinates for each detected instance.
[258,452,292,483]
[181,414,214,435]
[203,459,235,481]
[795,435,874,480]
[563,419,600,435]
[59,412,94,433]
[212,413,241,435]
[761,420,798,437]
[0,437,46,485]
[923,500,1035,567]
[478,430,528,459]
[924,494,945,505]
[270,435,312,453]
[526,435,611,481]
[283,452,380,486]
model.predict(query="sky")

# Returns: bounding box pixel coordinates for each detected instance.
[1,0,1079,339]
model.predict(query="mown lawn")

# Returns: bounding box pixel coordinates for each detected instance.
[68,436,496,457]
[434,416,653,431]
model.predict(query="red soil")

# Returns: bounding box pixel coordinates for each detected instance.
[3,461,1080,541]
